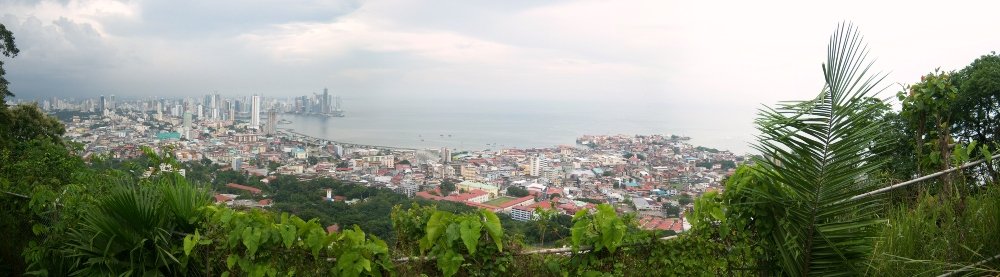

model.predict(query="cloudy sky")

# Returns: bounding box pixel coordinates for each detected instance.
[2,0,1000,150]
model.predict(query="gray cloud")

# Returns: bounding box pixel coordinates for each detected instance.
[105,0,361,38]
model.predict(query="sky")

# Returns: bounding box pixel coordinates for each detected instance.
[2,0,1000,151]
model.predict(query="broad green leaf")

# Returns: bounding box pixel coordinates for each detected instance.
[480,210,504,251]
[459,219,482,254]
[242,227,260,257]
[226,254,238,269]
[279,224,296,249]
[437,250,464,277]
[422,211,447,252]
[183,230,200,256]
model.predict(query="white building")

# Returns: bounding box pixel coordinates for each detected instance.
[250,95,261,130]
[530,154,548,177]
[511,206,535,221]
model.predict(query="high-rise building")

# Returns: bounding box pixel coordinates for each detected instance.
[211,93,220,120]
[155,101,163,120]
[182,112,193,139]
[322,88,330,114]
[227,101,235,122]
[266,109,277,135]
[442,148,452,164]
[99,95,107,116]
[233,156,243,171]
[250,95,261,130]
[530,155,548,177]
[203,94,212,110]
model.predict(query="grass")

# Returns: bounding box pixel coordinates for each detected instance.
[484,196,516,206]
[867,185,1000,276]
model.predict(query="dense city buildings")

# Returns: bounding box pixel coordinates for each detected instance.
[33,94,745,234]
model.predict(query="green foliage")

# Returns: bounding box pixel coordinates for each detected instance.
[951,52,1000,183]
[506,186,530,197]
[868,187,1000,276]
[898,69,959,175]
[661,202,681,217]
[439,180,456,196]
[59,175,209,276]
[741,24,888,275]
[570,204,626,253]
[676,193,693,206]
[0,23,19,101]
[417,209,509,277]
[189,206,393,276]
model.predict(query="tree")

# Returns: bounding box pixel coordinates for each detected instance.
[677,193,693,206]
[899,70,960,194]
[662,203,681,217]
[307,156,319,165]
[735,24,887,275]
[268,160,280,172]
[0,23,19,103]
[533,207,558,246]
[950,52,1000,182]
[507,186,530,197]
[440,180,456,196]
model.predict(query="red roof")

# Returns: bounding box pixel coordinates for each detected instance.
[445,189,489,202]
[496,195,535,209]
[213,194,234,203]
[258,199,272,205]
[416,190,445,201]
[638,216,683,232]
[526,201,554,210]
[226,183,262,194]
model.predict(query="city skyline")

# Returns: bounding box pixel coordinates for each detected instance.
[5,0,1000,154]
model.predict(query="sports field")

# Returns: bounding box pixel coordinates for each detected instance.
[483,196,516,206]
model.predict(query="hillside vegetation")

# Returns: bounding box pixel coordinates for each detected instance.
[2,23,1000,276]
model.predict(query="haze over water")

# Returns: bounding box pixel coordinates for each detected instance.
[280,97,753,154]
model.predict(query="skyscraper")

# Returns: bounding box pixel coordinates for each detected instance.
[99,95,106,116]
[183,112,192,139]
[250,95,261,130]
[322,88,330,114]
[266,109,277,135]
[227,100,235,122]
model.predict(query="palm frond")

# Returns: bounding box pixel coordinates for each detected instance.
[750,23,888,276]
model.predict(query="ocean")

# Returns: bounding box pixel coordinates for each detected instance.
[278,97,755,154]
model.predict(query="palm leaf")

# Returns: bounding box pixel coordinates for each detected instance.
[750,23,888,276]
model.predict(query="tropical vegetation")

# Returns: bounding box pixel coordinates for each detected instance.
[2,22,1000,276]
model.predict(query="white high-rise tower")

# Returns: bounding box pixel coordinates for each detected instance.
[250,95,261,130]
